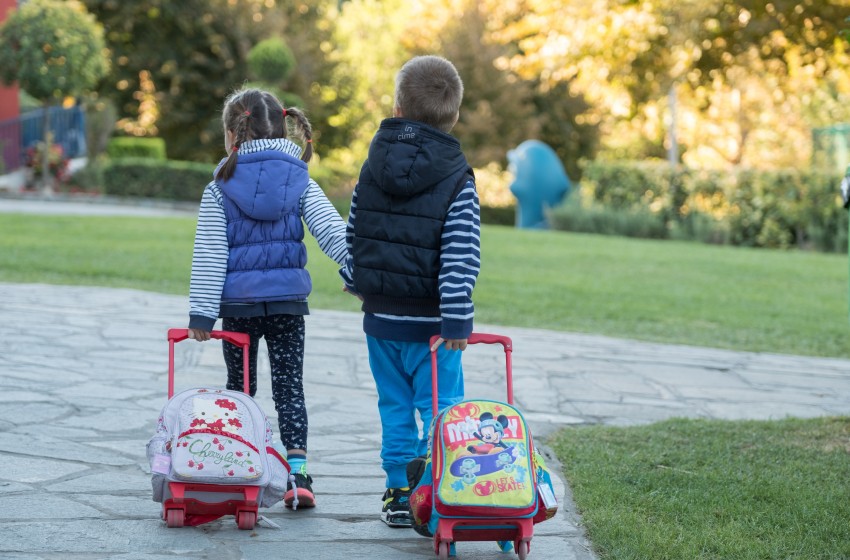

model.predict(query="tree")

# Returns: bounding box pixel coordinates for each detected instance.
[309,0,411,188]
[0,0,109,192]
[83,0,284,162]
[248,38,296,84]
[488,0,850,169]
[439,4,541,169]
[402,0,599,179]
[245,37,304,109]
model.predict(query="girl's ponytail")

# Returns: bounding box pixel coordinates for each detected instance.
[217,94,259,182]
[216,147,239,182]
[284,106,313,163]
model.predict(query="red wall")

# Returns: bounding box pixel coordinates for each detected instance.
[0,0,19,122]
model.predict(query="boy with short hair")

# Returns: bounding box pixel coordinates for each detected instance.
[340,55,481,527]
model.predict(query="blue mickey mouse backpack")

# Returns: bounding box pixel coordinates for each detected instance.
[411,334,558,560]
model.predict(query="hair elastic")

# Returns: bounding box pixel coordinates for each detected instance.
[306,139,312,143]
[282,108,288,117]
[231,145,238,152]
[243,110,251,116]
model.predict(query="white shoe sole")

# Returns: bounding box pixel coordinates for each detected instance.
[382,512,413,527]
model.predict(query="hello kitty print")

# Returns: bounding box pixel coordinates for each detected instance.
[188,395,245,433]
[169,389,264,482]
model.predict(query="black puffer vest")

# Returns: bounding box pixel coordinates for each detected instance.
[352,118,473,317]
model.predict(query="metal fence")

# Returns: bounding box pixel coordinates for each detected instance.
[0,105,87,173]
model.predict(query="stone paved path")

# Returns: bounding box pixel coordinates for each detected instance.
[3,283,850,559]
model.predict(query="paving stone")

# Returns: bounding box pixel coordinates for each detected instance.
[0,433,137,466]
[75,493,163,518]
[45,471,154,494]
[0,390,55,403]
[56,407,153,432]
[0,494,105,519]
[0,481,35,494]
[3,453,91,483]
[88,438,152,460]
[0,402,72,425]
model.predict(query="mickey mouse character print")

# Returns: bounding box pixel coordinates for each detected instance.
[467,412,510,455]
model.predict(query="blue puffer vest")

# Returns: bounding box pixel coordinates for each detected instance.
[218,149,311,304]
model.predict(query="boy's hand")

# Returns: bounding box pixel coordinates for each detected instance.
[342,284,364,301]
[431,337,468,352]
[188,328,211,342]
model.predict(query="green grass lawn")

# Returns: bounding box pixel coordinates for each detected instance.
[2,211,848,559]
[553,417,850,559]
[2,212,846,357]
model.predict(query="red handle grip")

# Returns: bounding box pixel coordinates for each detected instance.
[167,328,251,398]
[428,333,512,351]
[168,328,249,347]
[430,332,514,416]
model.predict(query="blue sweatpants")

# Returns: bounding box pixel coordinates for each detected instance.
[366,335,464,489]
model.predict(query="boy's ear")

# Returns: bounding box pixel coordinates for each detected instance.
[393,105,403,118]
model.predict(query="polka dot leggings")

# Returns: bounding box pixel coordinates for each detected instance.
[221,314,307,452]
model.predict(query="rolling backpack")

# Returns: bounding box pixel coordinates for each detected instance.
[410,334,558,559]
[146,329,292,528]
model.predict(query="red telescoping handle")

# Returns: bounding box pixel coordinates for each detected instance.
[429,332,514,416]
[167,328,251,399]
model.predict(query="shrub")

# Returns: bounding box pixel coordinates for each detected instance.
[86,99,118,160]
[548,196,668,239]
[102,158,210,201]
[669,211,730,245]
[580,159,671,210]
[106,137,167,160]
[480,204,516,226]
[248,37,295,83]
[25,142,70,187]
[65,159,105,194]
[575,160,849,252]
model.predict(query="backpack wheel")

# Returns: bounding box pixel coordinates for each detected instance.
[516,539,530,560]
[236,510,257,530]
[165,508,184,528]
[437,540,451,559]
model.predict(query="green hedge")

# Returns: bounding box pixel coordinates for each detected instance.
[562,160,849,252]
[480,204,516,226]
[102,158,211,201]
[549,196,668,239]
[106,137,167,160]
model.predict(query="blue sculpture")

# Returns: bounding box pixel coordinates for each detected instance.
[508,140,571,229]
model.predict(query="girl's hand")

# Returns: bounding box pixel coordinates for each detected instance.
[188,328,211,342]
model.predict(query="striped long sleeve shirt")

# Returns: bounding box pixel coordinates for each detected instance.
[189,139,348,326]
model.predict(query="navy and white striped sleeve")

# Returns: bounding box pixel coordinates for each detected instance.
[439,180,481,339]
[189,183,228,331]
[301,179,348,266]
[339,186,358,290]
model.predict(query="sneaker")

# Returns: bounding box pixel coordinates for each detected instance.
[406,455,427,489]
[407,456,432,537]
[381,487,412,527]
[284,473,315,509]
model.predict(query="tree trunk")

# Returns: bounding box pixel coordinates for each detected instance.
[40,104,55,196]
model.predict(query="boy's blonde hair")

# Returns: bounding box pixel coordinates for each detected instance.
[394,56,463,133]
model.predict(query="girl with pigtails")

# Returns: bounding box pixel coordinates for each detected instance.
[187,88,347,509]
